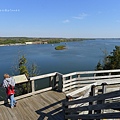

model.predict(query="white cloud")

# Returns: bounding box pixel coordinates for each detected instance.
[73,13,88,20]
[63,19,70,23]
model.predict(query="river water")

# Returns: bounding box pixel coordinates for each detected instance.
[0,39,120,82]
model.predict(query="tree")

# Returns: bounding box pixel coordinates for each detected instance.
[18,55,29,77]
[18,55,40,77]
[95,61,103,70]
[96,46,120,70]
[17,55,29,94]
[15,55,40,95]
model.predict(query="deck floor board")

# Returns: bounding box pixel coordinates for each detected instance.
[0,90,66,120]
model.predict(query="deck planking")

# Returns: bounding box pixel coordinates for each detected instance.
[0,90,66,120]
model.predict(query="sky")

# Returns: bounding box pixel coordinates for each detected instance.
[0,0,120,38]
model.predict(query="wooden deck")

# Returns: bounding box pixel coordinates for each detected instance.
[0,90,66,120]
[1,70,120,120]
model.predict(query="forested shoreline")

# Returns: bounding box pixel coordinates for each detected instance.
[0,37,95,45]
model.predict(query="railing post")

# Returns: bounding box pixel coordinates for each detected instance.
[50,76,55,89]
[77,74,80,78]
[102,83,107,94]
[62,77,66,92]
[31,80,35,93]
[63,96,69,120]
[96,83,107,120]
[56,73,59,90]
[58,74,63,92]
[94,73,96,77]
[109,72,111,76]
[49,73,63,91]
[94,73,96,80]
[55,73,63,92]
[101,83,107,113]
[69,75,73,89]
[89,85,96,115]
[70,75,72,79]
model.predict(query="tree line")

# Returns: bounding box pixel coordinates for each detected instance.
[0,37,93,45]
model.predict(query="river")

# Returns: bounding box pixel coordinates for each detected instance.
[0,39,120,82]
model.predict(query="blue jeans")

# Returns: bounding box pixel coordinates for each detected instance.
[9,94,16,107]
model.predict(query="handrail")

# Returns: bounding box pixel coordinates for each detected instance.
[64,84,120,119]
[0,72,63,104]
[1,69,120,104]
[63,69,120,77]
[30,72,63,92]
[62,69,120,93]
[30,72,57,81]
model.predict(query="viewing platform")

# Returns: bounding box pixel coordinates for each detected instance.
[1,69,120,120]
[0,90,65,120]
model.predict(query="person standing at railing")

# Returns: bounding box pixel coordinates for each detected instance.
[2,74,17,108]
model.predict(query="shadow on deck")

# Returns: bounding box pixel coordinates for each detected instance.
[0,90,66,120]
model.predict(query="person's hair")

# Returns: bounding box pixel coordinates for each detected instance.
[4,74,10,78]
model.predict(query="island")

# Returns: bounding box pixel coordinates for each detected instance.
[55,45,66,50]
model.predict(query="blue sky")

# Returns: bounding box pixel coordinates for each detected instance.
[0,0,120,38]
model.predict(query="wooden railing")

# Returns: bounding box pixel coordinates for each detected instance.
[1,69,120,106]
[62,69,120,93]
[64,83,120,120]
[30,72,63,92]
[0,72,63,104]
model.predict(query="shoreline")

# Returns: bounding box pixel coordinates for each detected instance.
[0,43,26,47]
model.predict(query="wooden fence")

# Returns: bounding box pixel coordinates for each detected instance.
[62,69,120,94]
[27,69,120,120]
[0,72,63,104]
[64,83,120,120]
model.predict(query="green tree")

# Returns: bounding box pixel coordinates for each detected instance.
[95,61,103,70]
[15,55,40,95]
[103,46,120,70]
[18,55,29,77]
[18,55,40,77]
[96,46,120,70]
